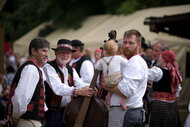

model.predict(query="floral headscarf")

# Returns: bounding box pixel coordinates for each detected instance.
[161,50,182,95]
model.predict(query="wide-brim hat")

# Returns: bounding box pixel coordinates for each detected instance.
[52,39,77,52]
[71,39,84,46]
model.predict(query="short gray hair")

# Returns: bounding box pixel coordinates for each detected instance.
[154,41,169,51]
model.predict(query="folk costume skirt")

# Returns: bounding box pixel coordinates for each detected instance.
[149,100,181,127]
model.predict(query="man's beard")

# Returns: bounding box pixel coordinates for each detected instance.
[57,57,70,65]
[123,47,138,58]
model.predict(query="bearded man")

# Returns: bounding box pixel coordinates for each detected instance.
[43,39,96,127]
[107,29,148,127]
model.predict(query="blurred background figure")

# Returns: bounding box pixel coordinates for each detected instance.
[5,65,15,86]
[145,46,154,67]
[117,39,124,56]
[69,40,94,84]
[140,37,152,68]
[0,74,7,125]
[85,47,92,60]
[15,53,27,67]
[140,37,147,55]
[152,41,169,66]
[92,48,102,65]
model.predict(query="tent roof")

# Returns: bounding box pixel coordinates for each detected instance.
[13,22,51,55]
[13,4,190,58]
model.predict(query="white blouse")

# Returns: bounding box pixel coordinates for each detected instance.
[148,66,163,82]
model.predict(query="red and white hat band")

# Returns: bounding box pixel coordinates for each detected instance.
[57,44,72,49]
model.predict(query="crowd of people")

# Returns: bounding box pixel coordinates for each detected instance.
[0,29,188,127]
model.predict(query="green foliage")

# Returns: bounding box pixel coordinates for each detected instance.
[38,25,55,37]
[1,0,46,41]
[103,0,124,14]
[116,0,140,14]
[0,0,189,42]
[1,0,106,41]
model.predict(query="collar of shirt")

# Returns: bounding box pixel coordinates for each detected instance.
[70,57,81,65]
[28,58,40,67]
[58,66,69,85]
[72,54,84,63]
[126,53,140,60]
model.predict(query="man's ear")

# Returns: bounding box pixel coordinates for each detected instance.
[31,48,36,56]
[138,42,141,47]
[137,42,141,53]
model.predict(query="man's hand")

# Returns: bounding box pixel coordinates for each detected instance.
[77,87,96,97]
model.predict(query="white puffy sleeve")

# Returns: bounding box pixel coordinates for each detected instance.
[148,66,163,82]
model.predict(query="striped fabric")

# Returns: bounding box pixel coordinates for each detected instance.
[108,106,126,127]
[149,100,181,127]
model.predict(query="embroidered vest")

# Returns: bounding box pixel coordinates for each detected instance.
[7,61,45,121]
[153,68,172,93]
[71,55,91,77]
[152,68,176,102]
[45,60,74,111]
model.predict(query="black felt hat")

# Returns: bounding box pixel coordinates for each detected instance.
[52,39,76,52]
[71,39,84,46]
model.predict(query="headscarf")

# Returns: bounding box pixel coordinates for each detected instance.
[161,50,182,95]
[95,48,102,54]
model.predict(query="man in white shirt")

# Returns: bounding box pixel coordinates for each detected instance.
[43,39,96,127]
[69,40,94,84]
[107,29,148,127]
[7,38,50,127]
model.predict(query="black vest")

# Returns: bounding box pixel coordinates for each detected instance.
[72,55,91,77]
[45,60,74,111]
[153,68,172,93]
[8,61,45,121]
[141,54,152,68]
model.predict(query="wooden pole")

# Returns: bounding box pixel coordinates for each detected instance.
[0,22,4,74]
[74,70,99,127]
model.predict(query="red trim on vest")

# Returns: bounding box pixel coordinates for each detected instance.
[72,63,77,69]
[27,103,34,111]
[28,58,40,67]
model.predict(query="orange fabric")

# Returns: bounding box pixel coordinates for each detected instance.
[152,92,176,102]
